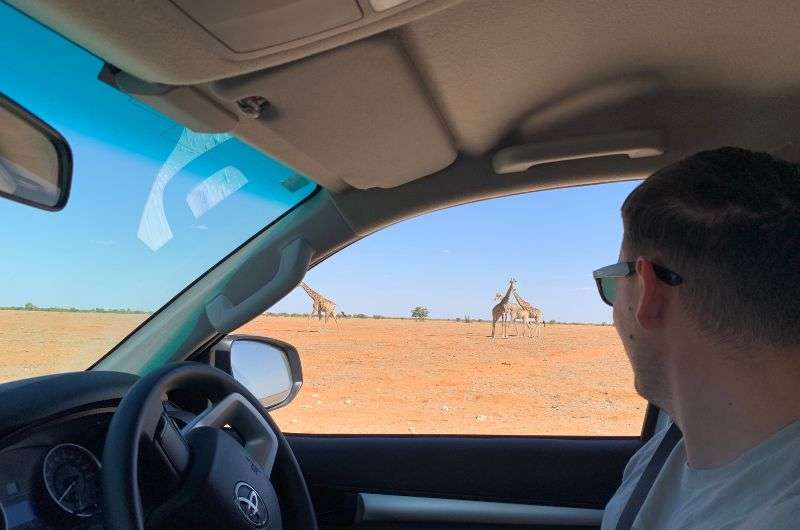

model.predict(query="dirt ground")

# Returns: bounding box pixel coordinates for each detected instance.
[237,316,646,436]
[0,310,146,381]
[0,311,645,437]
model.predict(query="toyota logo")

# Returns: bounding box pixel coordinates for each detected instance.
[234,482,269,527]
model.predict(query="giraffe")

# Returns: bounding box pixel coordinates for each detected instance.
[299,282,339,331]
[512,288,543,339]
[491,279,517,339]
[494,292,530,337]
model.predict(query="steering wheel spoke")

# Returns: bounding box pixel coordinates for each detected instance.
[182,392,279,477]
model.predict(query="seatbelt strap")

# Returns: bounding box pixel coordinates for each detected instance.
[615,422,683,530]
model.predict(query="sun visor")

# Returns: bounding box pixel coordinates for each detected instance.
[211,35,456,189]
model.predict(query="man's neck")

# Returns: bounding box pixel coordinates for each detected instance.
[667,346,800,469]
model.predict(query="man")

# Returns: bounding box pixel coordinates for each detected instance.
[596,147,800,529]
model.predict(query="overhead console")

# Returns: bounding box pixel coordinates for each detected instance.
[167,0,458,62]
[171,0,367,55]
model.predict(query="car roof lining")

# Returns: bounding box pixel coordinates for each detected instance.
[11,0,800,197]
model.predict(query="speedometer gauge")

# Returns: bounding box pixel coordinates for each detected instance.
[42,443,101,517]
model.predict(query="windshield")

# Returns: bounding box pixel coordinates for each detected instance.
[0,4,315,382]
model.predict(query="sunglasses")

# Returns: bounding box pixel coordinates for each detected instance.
[592,261,683,306]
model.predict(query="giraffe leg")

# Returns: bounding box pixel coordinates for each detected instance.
[307,307,314,331]
[331,311,340,330]
[512,315,519,337]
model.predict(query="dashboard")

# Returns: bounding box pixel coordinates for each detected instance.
[0,370,205,530]
[0,411,112,529]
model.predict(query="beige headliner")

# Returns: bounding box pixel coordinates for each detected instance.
[11,0,800,195]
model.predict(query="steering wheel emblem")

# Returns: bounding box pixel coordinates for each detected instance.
[235,482,269,527]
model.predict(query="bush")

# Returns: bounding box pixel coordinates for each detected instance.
[354,313,368,319]
[411,306,430,321]
[372,314,383,319]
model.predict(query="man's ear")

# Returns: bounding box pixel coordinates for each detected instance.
[635,257,668,330]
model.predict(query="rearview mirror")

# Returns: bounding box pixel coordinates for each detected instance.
[0,93,71,210]
[210,335,302,411]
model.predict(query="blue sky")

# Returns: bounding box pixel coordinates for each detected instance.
[274,181,638,323]
[0,2,639,323]
[0,3,313,311]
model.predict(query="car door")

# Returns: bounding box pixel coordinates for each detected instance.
[235,181,652,529]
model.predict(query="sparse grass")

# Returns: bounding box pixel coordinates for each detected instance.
[0,304,150,314]
[261,311,608,325]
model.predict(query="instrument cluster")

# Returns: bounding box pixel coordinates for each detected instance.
[0,412,110,530]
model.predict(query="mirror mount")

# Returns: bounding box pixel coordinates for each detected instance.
[208,334,303,411]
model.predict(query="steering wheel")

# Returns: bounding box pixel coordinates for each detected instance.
[101,362,318,530]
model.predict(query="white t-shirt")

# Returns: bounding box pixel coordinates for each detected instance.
[602,420,800,529]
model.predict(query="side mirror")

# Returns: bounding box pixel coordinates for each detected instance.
[210,335,302,411]
[0,93,72,210]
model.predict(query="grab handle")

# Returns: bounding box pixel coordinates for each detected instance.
[493,130,664,174]
[205,238,313,332]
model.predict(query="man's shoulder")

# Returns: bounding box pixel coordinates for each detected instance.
[600,423,676,530]
[736,494,800,529]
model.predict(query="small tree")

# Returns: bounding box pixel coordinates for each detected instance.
[23,302,35,310]
[411,306,429,321]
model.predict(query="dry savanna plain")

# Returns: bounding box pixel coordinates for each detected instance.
[0,310,645,436]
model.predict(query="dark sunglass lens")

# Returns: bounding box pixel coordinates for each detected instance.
[601,277,617,305]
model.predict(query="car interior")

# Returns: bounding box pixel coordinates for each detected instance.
[1,0,798,529]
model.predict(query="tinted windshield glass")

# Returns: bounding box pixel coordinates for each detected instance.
[0,4,315,381]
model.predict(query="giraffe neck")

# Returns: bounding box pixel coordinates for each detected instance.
[301,282,320,299]
[513,291,533,310]
[500,282,515,304]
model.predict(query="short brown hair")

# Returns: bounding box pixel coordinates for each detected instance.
[621,147,800,347]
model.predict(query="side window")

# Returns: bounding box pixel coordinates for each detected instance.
[237,182,647,435]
